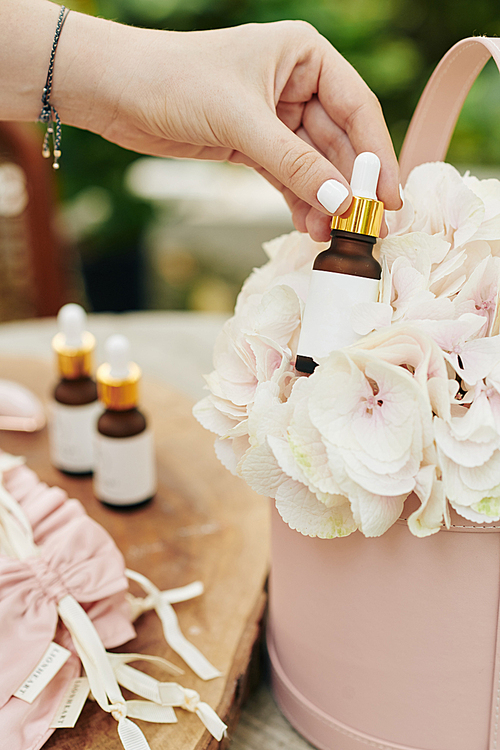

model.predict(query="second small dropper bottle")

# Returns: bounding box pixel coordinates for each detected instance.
[295,152,384,374]
[94,335,156,507]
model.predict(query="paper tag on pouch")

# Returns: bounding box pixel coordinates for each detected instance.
[50,677,90,728]
[14,642,71,704]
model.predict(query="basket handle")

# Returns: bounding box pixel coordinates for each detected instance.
[399,37,500,184]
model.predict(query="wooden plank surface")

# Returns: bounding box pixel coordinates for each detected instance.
[0,356,270,750]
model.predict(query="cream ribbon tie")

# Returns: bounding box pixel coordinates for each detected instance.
[126,569,221,681]
[111,656,227,741]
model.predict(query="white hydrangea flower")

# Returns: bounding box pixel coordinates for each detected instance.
[195,163,500,538]
[436,378,500,522]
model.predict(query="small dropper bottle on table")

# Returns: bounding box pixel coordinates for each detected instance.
[94,335,156,507]
[295,152,384,374]
[50,303,100,474]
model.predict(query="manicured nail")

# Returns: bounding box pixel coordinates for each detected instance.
[317,179,350,214]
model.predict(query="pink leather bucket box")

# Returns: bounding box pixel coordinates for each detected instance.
[267,37,500,750]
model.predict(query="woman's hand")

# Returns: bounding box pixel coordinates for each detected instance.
[1,5,401,240]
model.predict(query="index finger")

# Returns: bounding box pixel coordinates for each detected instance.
[316,42,401,210]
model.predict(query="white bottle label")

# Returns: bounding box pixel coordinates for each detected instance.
[94,430,156,506]
[297,269,379,362]
[49,400,101,473]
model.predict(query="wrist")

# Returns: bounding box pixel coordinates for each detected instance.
[50,10,139,137]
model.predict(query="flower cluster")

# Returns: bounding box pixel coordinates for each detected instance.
[194,162,500,538]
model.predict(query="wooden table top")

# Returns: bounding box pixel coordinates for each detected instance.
[0,312,314,750]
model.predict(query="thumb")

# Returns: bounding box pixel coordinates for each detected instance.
[241,112,352,216]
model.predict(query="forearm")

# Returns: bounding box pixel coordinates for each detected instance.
[0,3,401,237]
[0,0,148,136]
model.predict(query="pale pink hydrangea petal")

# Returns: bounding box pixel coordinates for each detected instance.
[379,232,450,272]
[338,446,418,496]
[246,334,290,384]
[354,325,452,420]
[455,336,500,385]
[347,486,406,537]
[471,494,500,520]
[459,450,500,491]
[434,417,498,468]
[266,377,347,498]
[429,249,467,290]
[463,175,500,241]
[274,478,357,539]
[453,256,500,334]
[351,302,393,336]
[237,380,293,496]
[450,500,500,523]
[390,259,430,320]
[192,396,241,436]
[238,441,288,497]
[437,450,485,506]
[246,284,302,346]
[380,256,391,304]
[436,392,497,444]
[385,189,415,236]
[417,313,487,379]
[407,466,448,536]
[209,395,248,420]
[214,435,250,475]
[403,163,485,248]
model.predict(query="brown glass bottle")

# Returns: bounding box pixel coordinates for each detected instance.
[97,407,147,439]
[51,377,99,475]
[54,377,97,408]
[313,229,381,279]
[295,228,381,374]
[50,305,99,475]
[295,152,385,374]
[94,335,156,508]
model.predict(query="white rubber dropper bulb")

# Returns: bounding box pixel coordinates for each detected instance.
[57,303,86,348]
[106,334,131,380]
[350,152,381,200]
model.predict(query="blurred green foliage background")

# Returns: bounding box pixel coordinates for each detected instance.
[58,0,500,312]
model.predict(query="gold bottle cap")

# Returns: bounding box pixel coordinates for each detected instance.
[331,195,384,237]
[52,331,95,379]
[96,361,141,411]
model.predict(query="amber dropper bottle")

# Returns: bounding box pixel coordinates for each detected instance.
[49,304,100,474]
[94,335,156,507]
[295,152,384,375]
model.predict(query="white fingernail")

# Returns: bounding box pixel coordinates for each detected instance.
[317,179,350,214]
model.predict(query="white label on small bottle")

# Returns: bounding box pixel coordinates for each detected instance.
[94,430,156,506]
[14,642,71,704]
[297,269,379,361]
[49,401,101,473]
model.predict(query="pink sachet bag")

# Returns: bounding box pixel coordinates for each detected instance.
[0,453,226,750]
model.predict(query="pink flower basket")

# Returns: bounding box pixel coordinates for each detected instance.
[194,35,500,750]
[266,37,500,750]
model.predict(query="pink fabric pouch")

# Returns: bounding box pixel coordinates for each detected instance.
[268,36,500,750]
[0,454,225,750]
[0,456,135,750]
